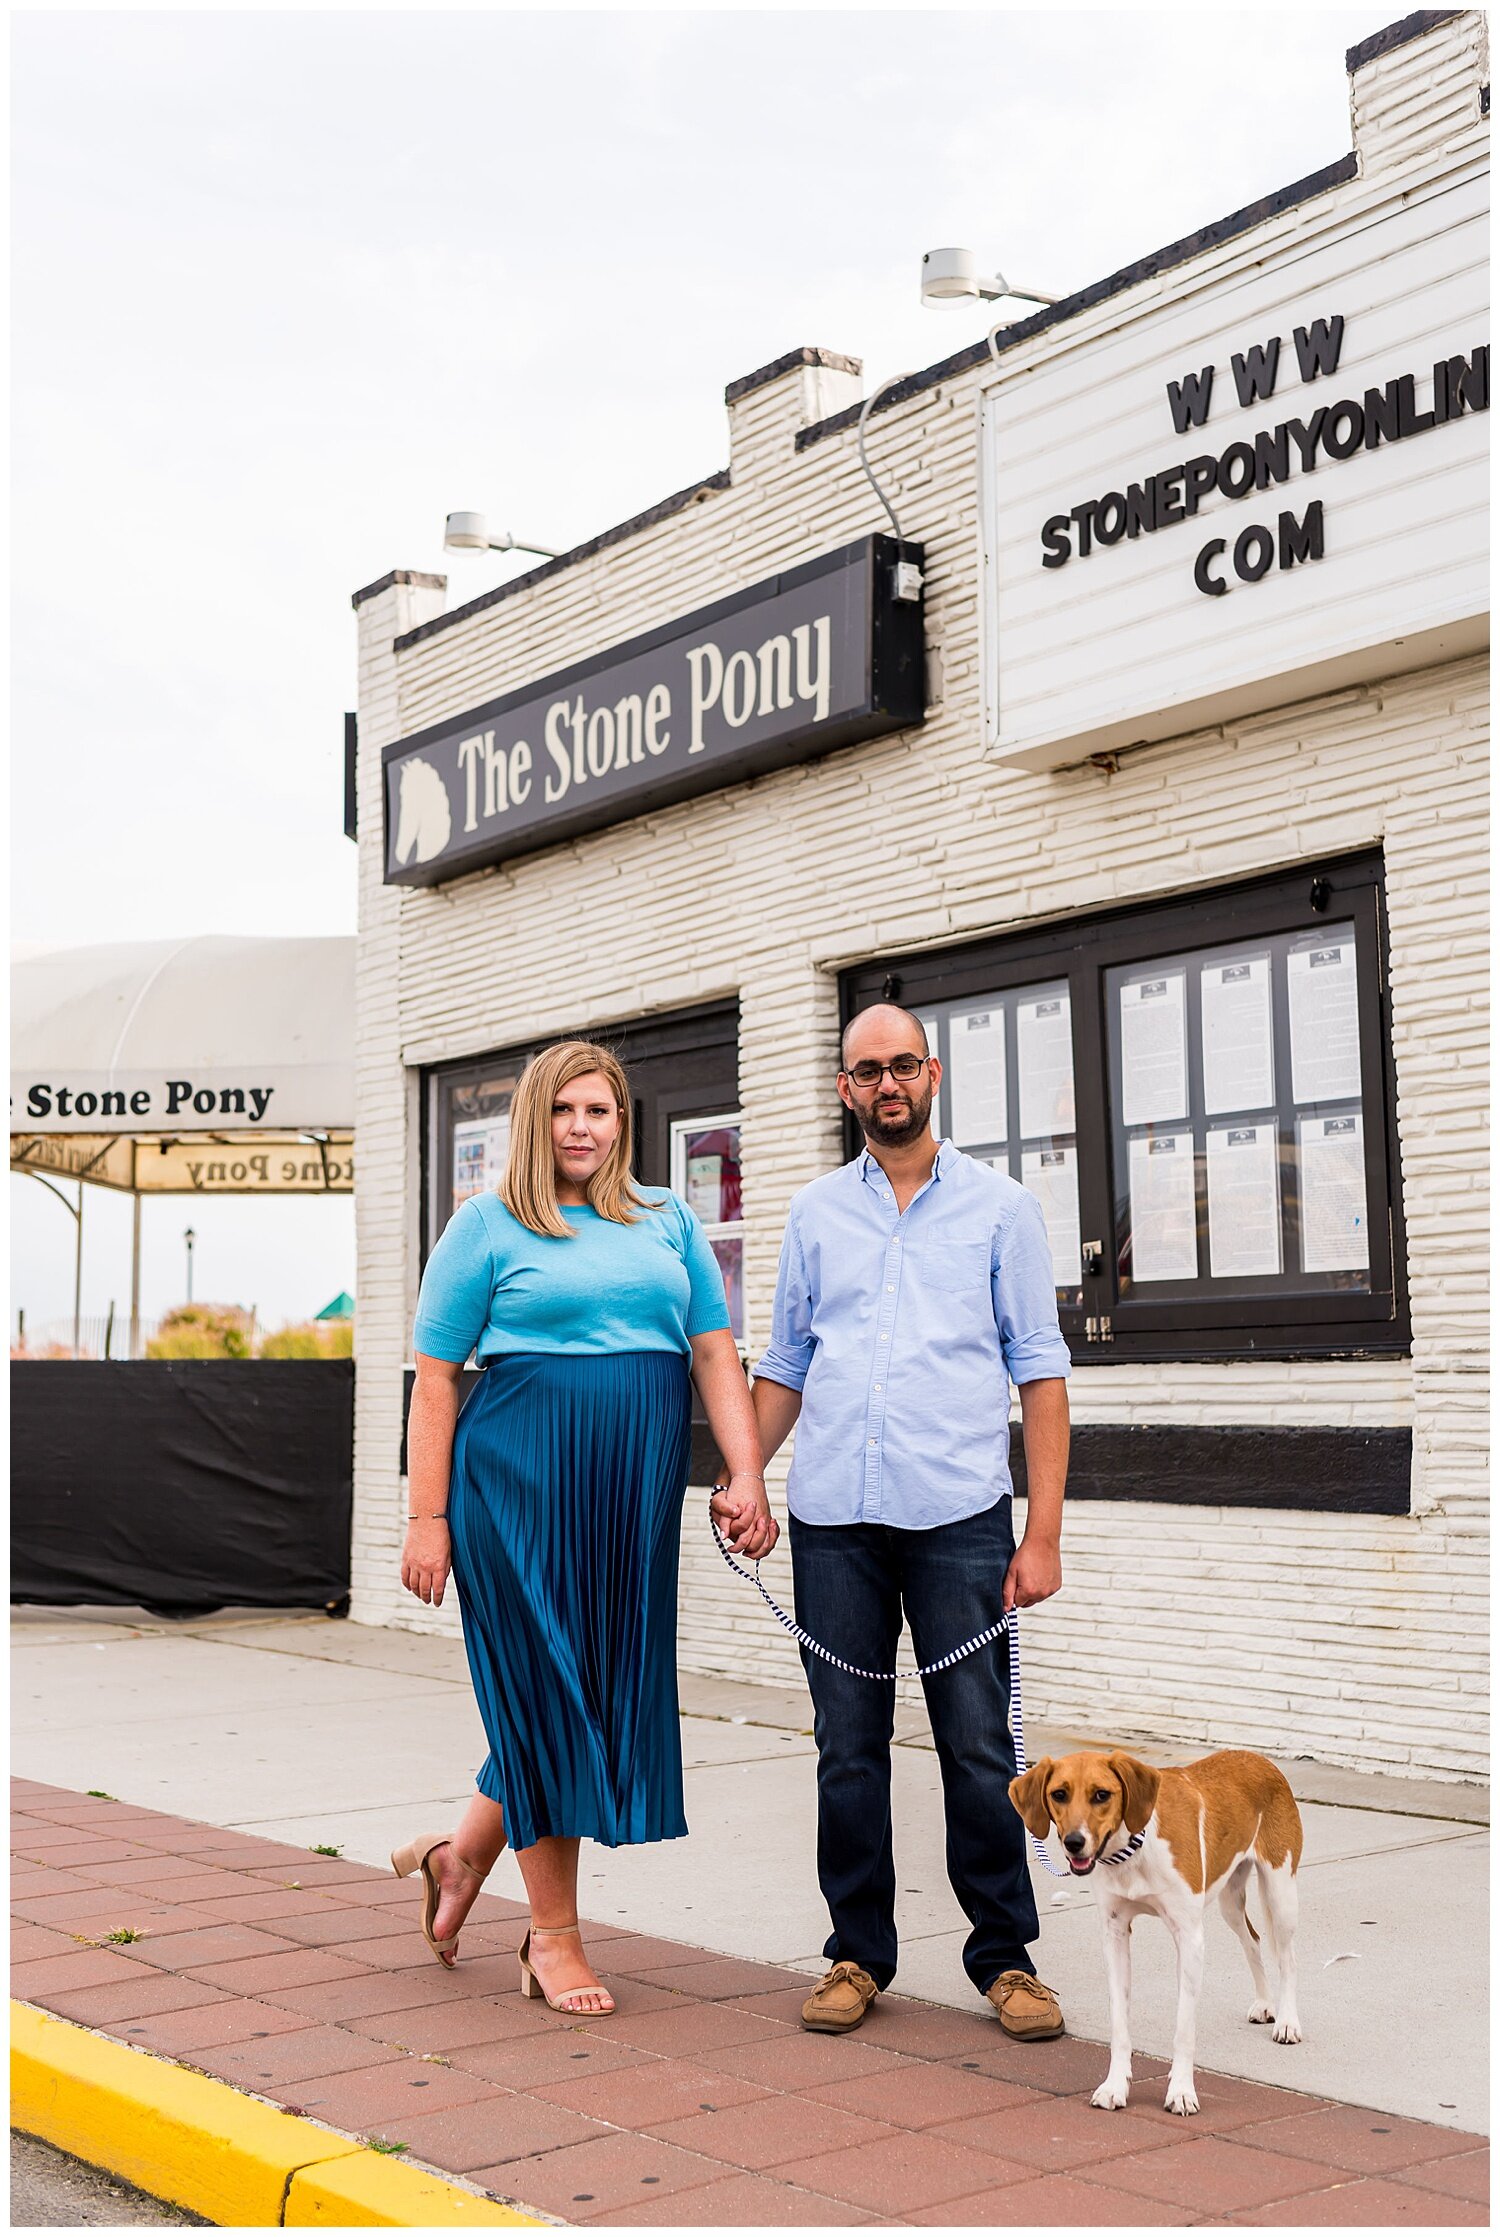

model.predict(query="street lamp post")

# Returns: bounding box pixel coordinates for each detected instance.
[184,1227,196,1304]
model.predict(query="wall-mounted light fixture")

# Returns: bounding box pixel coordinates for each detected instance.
[443,512,560,559]
[919,247,1056,309]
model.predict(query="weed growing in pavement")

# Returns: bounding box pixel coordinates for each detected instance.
[364,2138,409,2156]
[102,1927,145,1943]
[311,1844,343,1857]
[87,1789,116,1800]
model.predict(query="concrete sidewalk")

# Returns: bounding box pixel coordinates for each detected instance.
[12,1604,1489,2142]
[12,1780,1487,2227]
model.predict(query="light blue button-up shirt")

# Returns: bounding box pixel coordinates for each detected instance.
[755,1139,1071,1530]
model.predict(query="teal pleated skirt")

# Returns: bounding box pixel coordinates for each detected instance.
[448,1350,693,1850]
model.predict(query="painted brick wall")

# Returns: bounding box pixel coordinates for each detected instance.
[1349,11,1488,175]
[351,26,1488,1780]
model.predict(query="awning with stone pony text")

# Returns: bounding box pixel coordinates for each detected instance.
[10,935,353,1194]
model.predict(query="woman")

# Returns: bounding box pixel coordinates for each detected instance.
[393,1039,775,2016]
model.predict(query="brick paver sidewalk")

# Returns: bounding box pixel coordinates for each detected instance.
[12,1781,1487,2227]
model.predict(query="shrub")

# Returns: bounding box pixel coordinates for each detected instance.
[258,1320,353,1360]
[146,1305,253,1360]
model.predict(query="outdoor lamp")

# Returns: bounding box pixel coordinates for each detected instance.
[919,247,1056,308]
[444,512,561,560]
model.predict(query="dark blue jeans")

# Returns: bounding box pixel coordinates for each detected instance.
[789,1499,1038,1995]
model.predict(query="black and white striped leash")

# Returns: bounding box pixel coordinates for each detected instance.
[708,1501,1144,1880]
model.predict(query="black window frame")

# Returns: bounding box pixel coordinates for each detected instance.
[840,851,1409,1365]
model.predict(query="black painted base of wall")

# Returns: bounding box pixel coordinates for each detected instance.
[402,1379,1411,1512]
[1011,1424,1412,1514]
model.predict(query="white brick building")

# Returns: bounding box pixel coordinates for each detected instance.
[351,12,1488,1782]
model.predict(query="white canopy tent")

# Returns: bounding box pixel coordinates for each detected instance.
[11,936,355,1356]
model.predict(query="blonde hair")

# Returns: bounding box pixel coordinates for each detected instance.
[499,1040,649,1239]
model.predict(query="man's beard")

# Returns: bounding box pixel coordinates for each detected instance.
[860,1082,934,1146]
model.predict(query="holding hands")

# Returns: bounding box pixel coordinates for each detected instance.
[711,1471,779,1560]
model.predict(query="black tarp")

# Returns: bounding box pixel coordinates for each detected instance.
[11,1361,353,1613]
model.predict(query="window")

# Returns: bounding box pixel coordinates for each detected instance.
[912,979,1083,1314]
[447,1076,520,1216]
[671,1115,745,1343]
[1107,924,1372,1304]
[841,854,1406,1361]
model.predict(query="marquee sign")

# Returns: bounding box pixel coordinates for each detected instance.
[1037,318,1486,597]
[382,535,925,885]
[984,164,1489,769]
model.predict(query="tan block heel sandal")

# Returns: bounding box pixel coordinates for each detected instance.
[390,1832,471,1969]
[517,1923,615,2015]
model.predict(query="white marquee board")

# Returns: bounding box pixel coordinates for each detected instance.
[983,163,1489,769]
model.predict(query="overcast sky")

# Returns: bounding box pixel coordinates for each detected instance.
[12,5,1372,1338]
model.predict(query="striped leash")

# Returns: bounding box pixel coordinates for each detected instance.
[708,1499,1077,1878]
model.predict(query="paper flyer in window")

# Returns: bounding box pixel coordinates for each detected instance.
[1017,990,1075,1139]
[1022,1145,1083,1288]
[452,1115,510,1209]
[1298,1113,1370,1273]
[1119,972,1188,1127]
[1205,1123,1282,1278]
[1127,1132,1198,1283]
[1288,936,1361,1105]
[948,1008,1007,1149]
[1201,955,1275,1115]
[685,1153,724,1223]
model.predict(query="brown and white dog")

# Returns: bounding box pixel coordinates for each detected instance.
[1010,1749,1303,2117]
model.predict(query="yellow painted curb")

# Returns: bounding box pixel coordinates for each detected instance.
[11,2003,546,2227]
[286,2153,542,2226]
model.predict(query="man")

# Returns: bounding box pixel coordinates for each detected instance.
[752,1002,1071,2040]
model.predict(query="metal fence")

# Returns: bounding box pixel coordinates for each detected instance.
[15,1313,165,1360]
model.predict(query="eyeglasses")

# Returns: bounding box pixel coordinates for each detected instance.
[842,1054,930,1087]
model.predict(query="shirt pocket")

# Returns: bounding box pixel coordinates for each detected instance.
[913,1239,991,1294]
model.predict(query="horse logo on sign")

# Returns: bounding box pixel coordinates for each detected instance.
[394,757,451,866]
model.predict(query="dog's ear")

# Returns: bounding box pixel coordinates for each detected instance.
[1009,1759,1055,1839]
[1108,1753,1161,1834]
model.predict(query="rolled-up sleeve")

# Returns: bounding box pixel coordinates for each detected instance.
[993,1190,1072,1386]
[754,1210,816,1392]
[412,1197,494,1364]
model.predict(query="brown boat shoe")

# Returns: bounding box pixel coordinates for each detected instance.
[801,1960,880,2033]
[986,1968,1065,2039]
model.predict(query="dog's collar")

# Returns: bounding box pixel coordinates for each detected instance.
[1101,1831,1147,1866]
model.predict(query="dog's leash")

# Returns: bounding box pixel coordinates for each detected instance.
[709,1500,1076,1878]
[707,1501,1009,1681]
